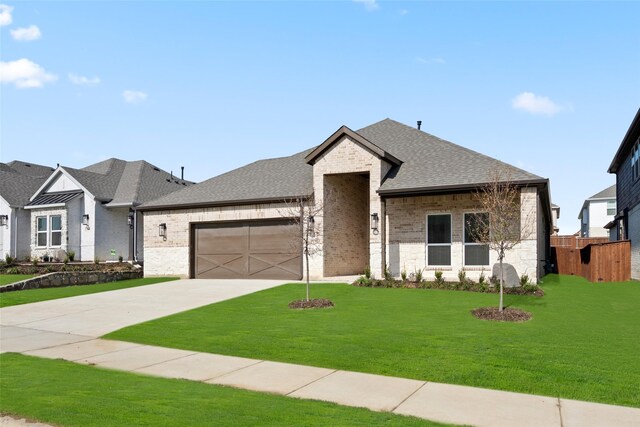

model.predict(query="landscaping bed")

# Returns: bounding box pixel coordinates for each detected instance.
[472,307,532,322]
[0,261,135,276]
[106,275,640,408]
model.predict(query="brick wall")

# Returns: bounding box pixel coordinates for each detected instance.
[310,136,392,278]
[323,173,369,276]
[385,188,540,281]
[143,203,294,277]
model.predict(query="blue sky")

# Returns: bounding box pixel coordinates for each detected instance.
[1,1,638,234]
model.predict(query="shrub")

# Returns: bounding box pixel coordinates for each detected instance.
[520,274,530,286]
[401,265,407,282]
[415,268,423,283]
[42,254,50,262]
[63,257,69,265]
[118,255,124,262]
[364,265,371,279]
[354,276,372,287]
[383,264,394,281]
[434,270,444,286]
[94,257,100,264]
[478,270,486,284]
[457,269,466,283]
[7,267,19,274]
[67,250,75,262]
[32,257,39,266]
[5,254,16,265]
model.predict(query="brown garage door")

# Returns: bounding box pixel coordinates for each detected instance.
[193,221,302,280]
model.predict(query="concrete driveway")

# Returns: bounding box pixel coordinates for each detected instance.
[0,279,287,353]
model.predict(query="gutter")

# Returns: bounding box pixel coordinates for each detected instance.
[136,195,313,212]
[376,178,549,197]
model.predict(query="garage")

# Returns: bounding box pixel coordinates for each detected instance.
[192,220,302,280]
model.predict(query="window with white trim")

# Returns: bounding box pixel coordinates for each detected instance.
[36,215,62,248]
[36,217,48,247]
[427,214,451,266]
[607,200,616,216]
[464,213,490,266]
[632,139,639,181]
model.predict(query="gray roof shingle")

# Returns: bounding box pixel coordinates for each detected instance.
[586,184,616,200]
[140,119,547,210]
[140,149,314,209]
[0,161,53,207]
[357,119,544,194]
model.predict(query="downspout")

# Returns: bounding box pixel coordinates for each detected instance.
[13,209,18,258]
[133,209,138,263]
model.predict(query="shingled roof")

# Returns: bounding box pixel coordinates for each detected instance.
[0,161,54,207]
[139,119,548,210]
[140,149,314,210]
[33,159,193,207]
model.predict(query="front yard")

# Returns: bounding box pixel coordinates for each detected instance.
[0,354,444,427]
[107,274,640,408]
[0,274,36,286]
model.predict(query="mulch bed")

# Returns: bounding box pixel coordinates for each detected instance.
[472,307,532,322]
[288,298,334,309]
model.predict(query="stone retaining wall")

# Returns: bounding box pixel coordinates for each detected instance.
[0,270,143,293]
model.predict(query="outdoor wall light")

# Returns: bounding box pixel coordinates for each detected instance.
[370,213,379,234]
[127,212,134,228]
[158,223,167,239]
[0,215,8,227]
[82,214,90,229]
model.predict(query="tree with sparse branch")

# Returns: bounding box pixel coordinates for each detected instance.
[278,195,325,303]
[470,168,534,312]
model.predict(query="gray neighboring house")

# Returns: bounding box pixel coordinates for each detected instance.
[0,161,55,259]
[551,203,560,235]
[140,118,552,281]
[578,185,616,238]
[607,107,640,278]
[25,158,193,262]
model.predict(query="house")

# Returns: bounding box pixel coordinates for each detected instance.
[551,203,560,235]
[139,119,552,281]
[0,161,55,259]
[578,184,616,238]
[607,108,640,279]
[24,158,193,262]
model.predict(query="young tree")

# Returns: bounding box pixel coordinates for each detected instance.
[470,169,534,312]
[278,195,324,302]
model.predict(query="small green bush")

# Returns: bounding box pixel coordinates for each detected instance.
[67,250,75,262]
[520,274,530,286]
[400,265,407,282]
[363,265,371,279]
[434,270,444,286]
[415,268,423,282]
[384,264,393,281]
[5,254,16,265]
[457,269,466,283]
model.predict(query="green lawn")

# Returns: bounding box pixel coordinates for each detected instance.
[0,277,178,308]
[0,274,36,286]
[0,354,446,427]
[107,274,640,408]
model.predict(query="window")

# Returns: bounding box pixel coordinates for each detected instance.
[427,214,451,266]
[464,213,490,266]
[36,217,47,247]
[50,215,62,246]
[632,139,640,181]
[35,214,62,247]
[607,200,616,216]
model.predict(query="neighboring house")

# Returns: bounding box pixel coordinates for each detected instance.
[578,185,616,238]
[25,158,193,262]
[607,108,640,279]
[0,161,55,259]
[140,119,552,281]
[551,203,560,235]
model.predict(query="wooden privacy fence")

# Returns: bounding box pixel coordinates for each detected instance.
[551,240,631,282]
[551,235,609,249]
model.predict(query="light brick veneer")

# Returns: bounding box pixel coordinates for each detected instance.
[310,136,392,278]
[143,203,295,278]
[385,188,540,281]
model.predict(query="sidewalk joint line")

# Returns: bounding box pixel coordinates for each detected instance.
[557,397,564,427]
[129,350,198,372]
[285,369,338,396]
[68,340,143,362]
[202,359,265,382]
[390,381,429,412]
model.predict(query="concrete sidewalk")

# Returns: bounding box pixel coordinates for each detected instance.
[5,332,637,427]
[1,280,638,427]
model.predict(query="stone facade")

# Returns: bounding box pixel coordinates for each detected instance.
[143,203,294,277]
[385,188,541,282]
[0,269,143,293]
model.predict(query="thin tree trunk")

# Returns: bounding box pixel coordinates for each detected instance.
[306,250,310,302]
[499,254,504,312]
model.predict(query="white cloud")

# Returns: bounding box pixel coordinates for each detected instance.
[512,92,565,116]
[0,58,57,88]
[10,25,42,41]
[353,0,379,11]
[432,57,446,64]
[0,4,13,27]
[398,9,408,15]
[415,57,446,65]
[68,73,101,86]
[123,90,147,104]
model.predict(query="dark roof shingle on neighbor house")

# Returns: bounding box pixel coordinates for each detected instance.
[52,158,194,206]
[586,184,616,201]
[0,161,54,207]
[139,119,548,210]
